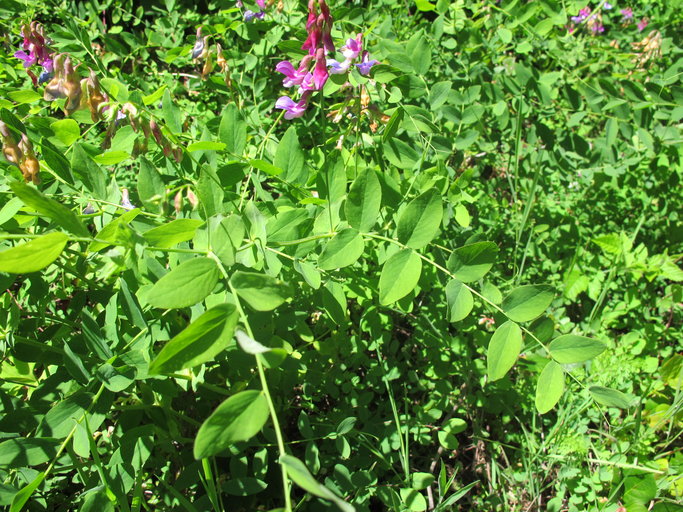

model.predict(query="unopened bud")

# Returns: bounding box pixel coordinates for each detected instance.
[186,188,198,209]
[174,190,183,213]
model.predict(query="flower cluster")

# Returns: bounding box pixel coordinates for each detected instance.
[274,1,380,120]
[14,22,53,86]
[191,28,230,83]
[0,121,40,184]
[567,4,650,35]
[274,0,334,119]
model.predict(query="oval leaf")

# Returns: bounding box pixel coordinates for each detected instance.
[149,304,239,374]
[379,249,422,305]
[345,169,381,232]
[502,285,554,322]
[146,257,219,309]
[0,438,59,467]
[396,188,443,249]
[446,242,498,283]
[193,390,269,459]
[589,386,632,409]
[230,271,291,311]
[143,219,204,249]
[535,361,564,414]
[0,232,68,273]
[318,229,365,270]
[549,335,606,364]
[235,330,271,354]
[445,279,473,322]
[487,321,523,381]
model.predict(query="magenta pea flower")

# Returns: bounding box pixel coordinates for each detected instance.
[327,58,351,74]
[341,34,362,60]
[276,93,310,119]
[356,51,379,76]
[256,0,265,8]
[620,7,633,20]
[312,48,329,89]
[637,18,648,31]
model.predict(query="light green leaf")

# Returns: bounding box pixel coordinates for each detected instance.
[219,103,247,156]
[79,490,115,512]
[162,88,182,134]
[230,271,290,311]
[535,361,564,414]
[280,455,355,512]
[137,157,165,208]
[50,119,81,146]
[93,150,130,165]
[235,330,271,354]
[8,89,41,104]
[149,304,238,374]
[383,139,419,169]
[10,472,45,512]
[549,335,606,364]
[71,144,107,199]
[487,321,523,381]
[194,390,269,459]
[445,279,473,322]
[143,219,203,249]
[379,249,422,305]
[187,141,226,152]
[274,126,305,183]
[146,257,220,309]
[396,188,443,249]
[345,169,381,232]
[447,242,498,283]
[501,285,554,322]
[0,232,68,273]
[142,85,166,106]
[318,229,365,270]
[400,488,427,512]
[589,386,632,409]
[10,181,89,237]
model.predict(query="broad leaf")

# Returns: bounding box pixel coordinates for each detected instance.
[589,386,632,409]
[274,126,305,183]
[396,188,443,249]
[194,390,269,459]
[379,249,422,305]
[0,232,68,273]
[143,219,203,249]
[219,103,247,156]
[146,257,220,309]
[10,181,89,237]
[535,361,564,414]
[549,335,606,364]
[345,169,382,232]
[0,438,59,467]
[280,455,355,512]
[447,242,498,283]
[502,285,554,322]
[230,271,290,311]
[487,321,523,381]
[445,279,473,322]
[149,304,239,374]
[318,229,365,270]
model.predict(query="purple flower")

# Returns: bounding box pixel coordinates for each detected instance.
[356,51,379,76]
[341,34,362,60]
[275,95,309,119]
[590,22,605,33]
[244,9,256,21]
[637,17,648,31]
[191,37,205,59]
[14,50,36,68]
[620,7,633,19]
[276,60,310,88]
[327,58,351,74]
[604,2,613,9]
[121,189,135,210]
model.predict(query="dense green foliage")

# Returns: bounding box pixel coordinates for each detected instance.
[0,0,681,511]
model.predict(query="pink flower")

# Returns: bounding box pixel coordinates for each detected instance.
[620,7,633,20]
[341,34,362,60]
[637,17,648,31]
[275,93,310,119]
[256,0,266,8]
[312,48,328,89]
